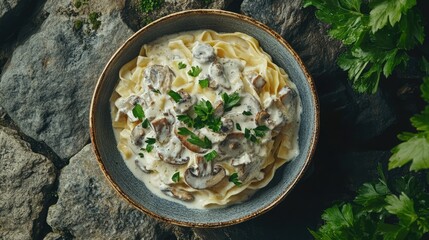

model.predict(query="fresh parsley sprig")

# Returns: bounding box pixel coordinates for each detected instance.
[132,104,145,121]
[199,78,210,88]
[304,0,425,93]
[177,127,212,149]
[178,62,186,69]
[204,150,218,162]
[222,92,241,112]
[229,173,242,186]
[244,125,269,143]
[188,66,202,77]
[167,90,182,103]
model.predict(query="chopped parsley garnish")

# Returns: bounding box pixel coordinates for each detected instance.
[229,173,242,186]
[142,119,150,128]
[222,92,241,112]
[172,171,180,183]
[193,100,222,132]
[236,123,242,131]
[204,150,218,162]
[138,152,144,158]
[145,138,156,145]
[151,89,161,94]
[167,90,182,103]
[187,66,202,77]
[177,127,213,149]
[132,104,145,120]
[243,125,269,143]
[178,62,187,69]
[177,114,194,127]
[146,144,154,152]
[242,110,252,116]
[198,78,210,88]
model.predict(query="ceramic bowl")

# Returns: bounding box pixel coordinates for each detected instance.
[90,9,319,227]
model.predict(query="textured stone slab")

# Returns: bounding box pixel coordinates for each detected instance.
[0,0,133,159]
[0,126,56,240]
[241,0,342,77]
[46,144,166,239]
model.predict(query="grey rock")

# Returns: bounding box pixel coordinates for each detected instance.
[241,0,342,77]
[0,126,56,240]
[43,232,63,240]
[122,0,232,31]
[0,0,133,159]
[46,144,167,239]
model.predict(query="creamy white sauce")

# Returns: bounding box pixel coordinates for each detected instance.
[111,30,302,209]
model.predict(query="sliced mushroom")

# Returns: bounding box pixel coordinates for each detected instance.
[251,74,266,92]
[143,65,175,92]
[152,117,171,144]
[134,160,152,173]
[279,86,298,109]
[184,156,226,189]
[130,124,146,146]
[255,110,270,126]
[233,154,263,182]
[157,135,189,165]
[213,101,224,118]
[175,128,207,154]
[208,62,231,89]
[173,90,195,114]
[220,118,234,134]
[218,132,248,159]
[162,187,194,202]
[114,95,142,122]
[192,42,216,64]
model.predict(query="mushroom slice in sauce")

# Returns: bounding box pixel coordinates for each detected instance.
[175,128,207,154]
[232,153,263,182]
[130,124,146,146]
[220,118,234,134]
[250,74,267,92]
[173,90,195,114]
[192,42,216,64]
[255,110,270,126]
[162,187,194,202]
[157,135,189,165]
[134,160,152,173]
[114,95,142,122]
[208,62,231,89]
[143,65,175,92]
[152,117,172,144]
[213,101,224,118]
[278,86,298,111]
[184,156,226,189]
[218,132,248,159]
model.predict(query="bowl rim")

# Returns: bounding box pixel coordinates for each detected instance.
[89,9,320,228]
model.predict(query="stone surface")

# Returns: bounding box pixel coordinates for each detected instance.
[0,0,134,159]
[122,0,232,31]
[46,144,167,239]
[0,126,56,240]
[241,0,342,77]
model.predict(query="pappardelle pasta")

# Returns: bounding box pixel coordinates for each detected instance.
[111,30,301,209]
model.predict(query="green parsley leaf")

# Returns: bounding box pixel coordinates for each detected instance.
[192,100,221,132]
[177,114,194,128]
[151,89,161,94]
[177,127,193,136]
[229,172,242,186]
[222,92,241,112]
[167,90,182,103]
[249,134,258,143]
[411,106,429,132]
[389,133,429,171]
[145,138,156,145]
[172,171,180,183]
[142,119,149,128]
[204,150,218,162]
[178,62,187,69]
[385,192,418,224]
[244,128,250,138]
[132,104,145,120]
[146,144,154,152]
[187,66,202,77]
[187,135,212,149]
[194,100,213,121]
[354,181,390,212]
[236,123,242,131]
[198,78,210,88]
[138,152,144,158]
[369,0,416,33]
[242,110,252,116]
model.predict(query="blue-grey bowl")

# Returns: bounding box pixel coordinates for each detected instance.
[90,9,319,227]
